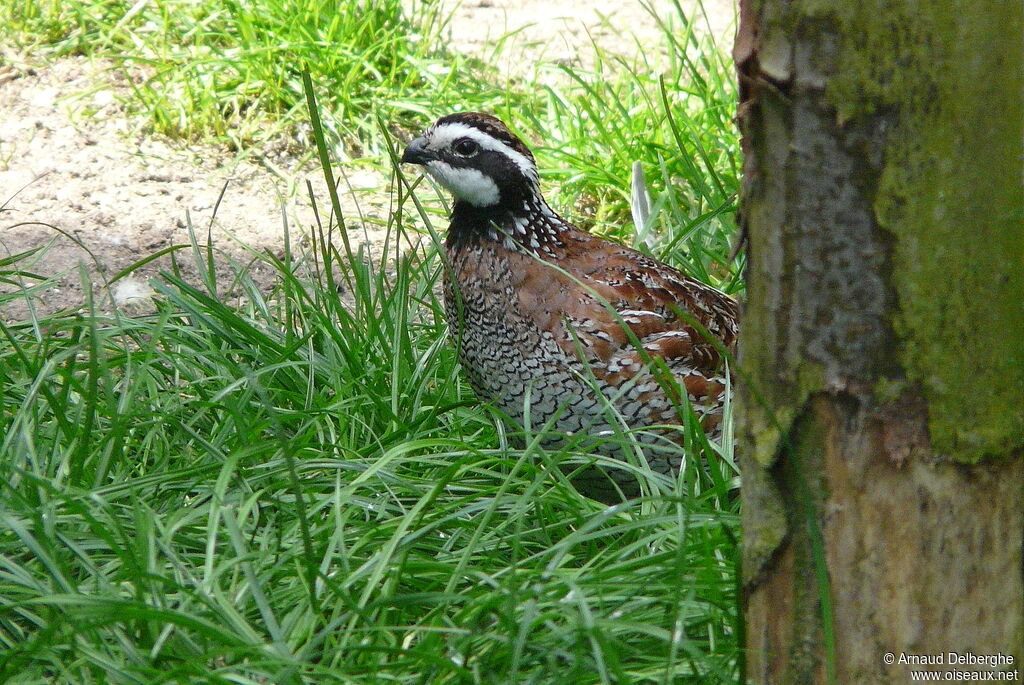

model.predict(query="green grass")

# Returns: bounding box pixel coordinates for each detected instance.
[0,0,506,147]
[0,185,741,683]
[1,0,743,681]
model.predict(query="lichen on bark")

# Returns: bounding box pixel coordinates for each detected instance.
[818,0,1024,461]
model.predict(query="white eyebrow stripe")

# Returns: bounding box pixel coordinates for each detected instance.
[427,122,538,184]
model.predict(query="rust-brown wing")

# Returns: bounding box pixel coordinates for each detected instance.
[516,227,739,429]
[519,229,738,366]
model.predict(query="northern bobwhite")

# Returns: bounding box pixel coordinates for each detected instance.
[401,112,739,500]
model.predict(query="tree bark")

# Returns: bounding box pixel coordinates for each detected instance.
[733,0,1024,682]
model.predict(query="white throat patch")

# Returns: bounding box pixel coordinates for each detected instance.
[425,160,501,207]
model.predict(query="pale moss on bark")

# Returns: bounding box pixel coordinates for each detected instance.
[813,0,1024,461]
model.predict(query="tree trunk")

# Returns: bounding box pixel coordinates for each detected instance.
[733,0,1024,682]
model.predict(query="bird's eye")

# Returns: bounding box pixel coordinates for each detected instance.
[452,138,480,157]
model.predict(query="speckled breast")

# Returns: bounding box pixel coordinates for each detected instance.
[443,242,569,428]
[443,242,691,499]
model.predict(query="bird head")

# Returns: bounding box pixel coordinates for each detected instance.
[401,112,540,209]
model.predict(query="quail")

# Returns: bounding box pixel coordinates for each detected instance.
[401,112,739,501]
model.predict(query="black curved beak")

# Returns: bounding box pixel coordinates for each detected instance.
[401,137,433,165]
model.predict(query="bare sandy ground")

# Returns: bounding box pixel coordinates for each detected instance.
[0,0,735,321]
